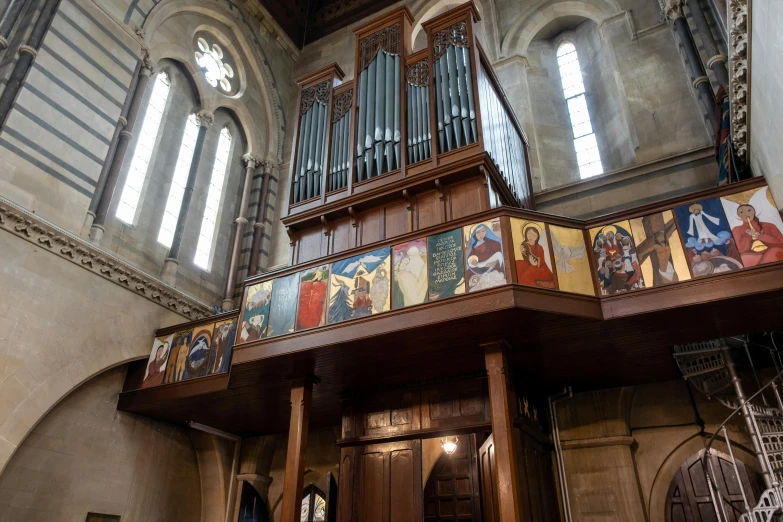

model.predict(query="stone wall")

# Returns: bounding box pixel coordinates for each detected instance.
[0,365,202,522]
[750,0,783,210]
[0,228,184,475]
[556,378,759,522]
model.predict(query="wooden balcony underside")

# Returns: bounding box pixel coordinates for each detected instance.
[118,260,783,436]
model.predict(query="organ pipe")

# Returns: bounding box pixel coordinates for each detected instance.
[432,21,476,154]
[330,88,353,192]
[293,81,330,204]
[355,24,402,180]
[405,58,431,164]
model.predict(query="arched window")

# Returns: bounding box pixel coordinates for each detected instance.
[116,72,171,224]
[301,485,326,522]
[158,113,201,247]
[556,42,603,179]
[194,126,233,270]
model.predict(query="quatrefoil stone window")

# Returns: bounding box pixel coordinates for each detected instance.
[195,37,234,92]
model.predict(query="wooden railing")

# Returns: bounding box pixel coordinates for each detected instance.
[287,2,534,213]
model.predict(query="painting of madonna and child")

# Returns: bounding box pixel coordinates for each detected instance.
[589,221,645,295]
[463,219,507,292]
[673,198,745,277]
[328,247,391,324]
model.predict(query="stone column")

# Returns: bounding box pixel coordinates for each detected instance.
[0,0,27,51]
[482,340,523,522]
[0,0,63,129]
[248,161,273,276]
[89,57,155,244]
[280,378,313,522]
[685,0,729,87]
[162,110,213,285]
[83,60,142,237]
[664,0,716,129]
[223,154,260,310]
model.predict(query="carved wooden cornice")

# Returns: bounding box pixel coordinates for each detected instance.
[332,89,353,123]
[358,24,401,72]
[300,81,330,114]
[728,0,748,159]
[405,59,429,87]
[433,21,469,60]
[0,198,212,320]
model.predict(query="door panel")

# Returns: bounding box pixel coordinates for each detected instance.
[424,434,482,522]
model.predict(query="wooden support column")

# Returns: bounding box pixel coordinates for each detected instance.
[280,378,313,522]
[482,340,523,522]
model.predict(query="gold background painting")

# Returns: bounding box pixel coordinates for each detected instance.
[548,225,594,296]
[629,211,691,287]
[509,218,557,289]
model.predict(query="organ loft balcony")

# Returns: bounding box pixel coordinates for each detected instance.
[282,2,534,266]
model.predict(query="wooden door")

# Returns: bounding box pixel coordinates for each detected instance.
[478,434,499,522]
[339,440,423,522]
[423,434,482,522]
[665,451,763,522]
[517,430,559,522]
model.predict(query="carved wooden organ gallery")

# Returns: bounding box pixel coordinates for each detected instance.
[117,4,783,522]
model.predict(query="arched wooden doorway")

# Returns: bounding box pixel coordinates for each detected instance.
[665,450,763,522]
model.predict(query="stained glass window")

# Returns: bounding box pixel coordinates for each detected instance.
[301,485,328,522]
[158,114,200,247]
[556,42,603,179]
[300,493,311,522]
[116,72,171,224]
[194,126,232,270]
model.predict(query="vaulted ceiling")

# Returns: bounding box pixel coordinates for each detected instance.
[255,0,399,47]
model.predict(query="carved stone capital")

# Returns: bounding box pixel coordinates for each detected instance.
[728,0,748,158]
[196,110,215,127]
[140,47,155,76]
[663,0,684,20]
[117,116,128,127]
[0,197,211,319]
[242,154,262,169]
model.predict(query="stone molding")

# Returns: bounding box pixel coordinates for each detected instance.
[560,435,635,449]
[728,0,748,159]
[0,197,212,320]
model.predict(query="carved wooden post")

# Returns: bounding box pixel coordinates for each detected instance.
[280,377,314,522]
[482,340,523,522]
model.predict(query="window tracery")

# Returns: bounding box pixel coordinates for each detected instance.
[195,37,234,92]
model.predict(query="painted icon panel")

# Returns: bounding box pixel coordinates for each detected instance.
[182,324,214,381]
[427,229,465,301]
[297,265,330,330]
[142,333,174,388]
[164,329,193,384]
[238,280,273,344]
[393,238,429,309]
[208,317,237,375]
[673,197,743,277]
[629,210,691,287]
[548,225,594,296]
[266,273,299,337]
[510,218,557,289]
[463,218,506,292]
[328,247,391,324]
[720,186,783,268]
[589,220,645,295]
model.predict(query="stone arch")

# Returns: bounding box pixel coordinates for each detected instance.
[142,0,287,164]
[500,0,614,57]
[647,433,760,522]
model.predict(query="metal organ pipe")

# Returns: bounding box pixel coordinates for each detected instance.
[329,89,352,192]
[405,59,431,165]
[293,81,329,204]
[356,69,367,181]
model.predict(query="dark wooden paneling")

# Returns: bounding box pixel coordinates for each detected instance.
[385,201,410,240]
[355,441,422,522]
[331,217,355,254]
[416,190,443,230]
[479,435,499,522]
[358,208,383,246]
[448,178,487,221]
[297,227,325,264]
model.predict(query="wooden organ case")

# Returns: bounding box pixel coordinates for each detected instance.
[283,2,535,266]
